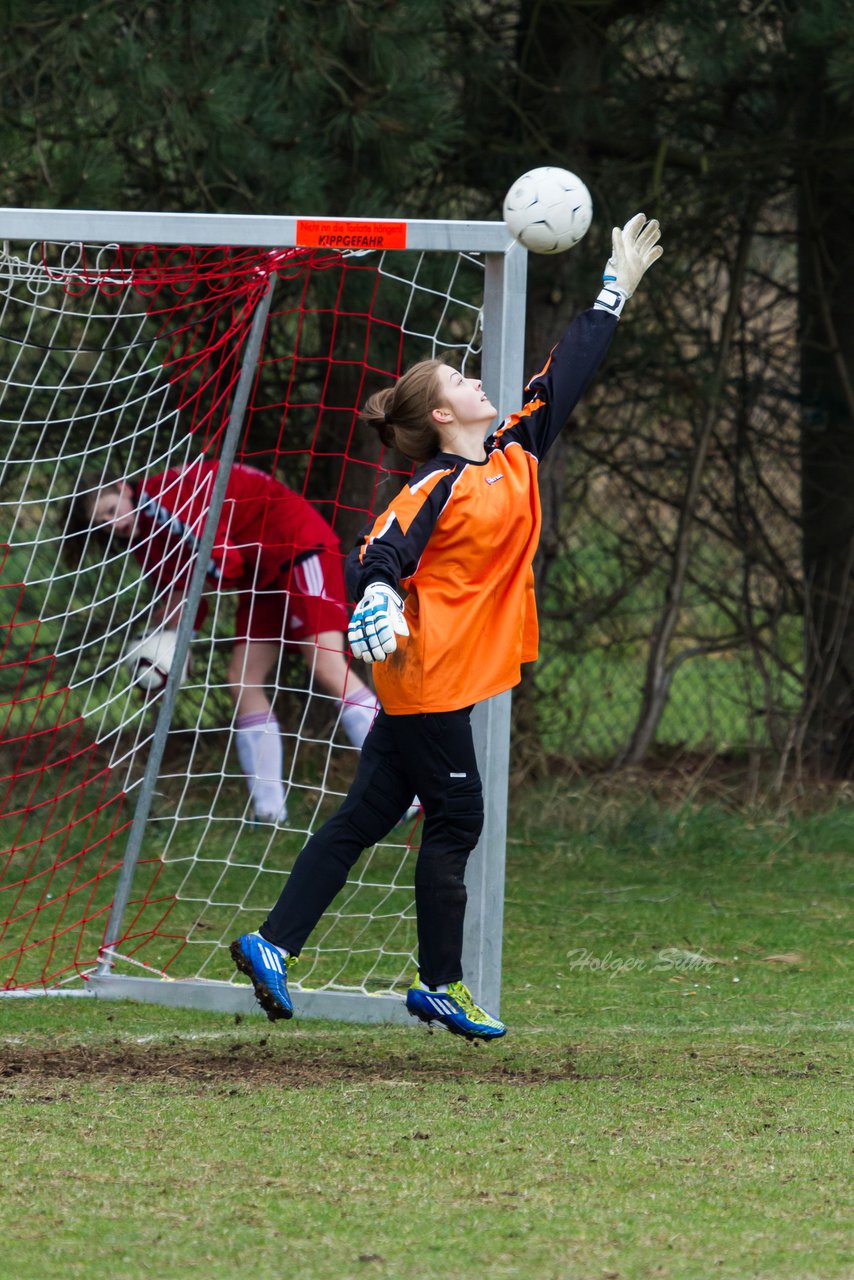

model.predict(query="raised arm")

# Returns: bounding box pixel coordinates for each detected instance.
[493,212,663,460]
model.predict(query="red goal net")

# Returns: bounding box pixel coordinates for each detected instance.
[1,233,486,994]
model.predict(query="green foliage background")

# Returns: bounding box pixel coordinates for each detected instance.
[5,0,854,771]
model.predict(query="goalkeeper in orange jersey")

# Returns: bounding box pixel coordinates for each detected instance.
[71,460,381,825]
[232,213,663,1039]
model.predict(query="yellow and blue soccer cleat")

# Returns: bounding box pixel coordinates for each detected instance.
[405,975,506,1041]
[230,932,293,1022]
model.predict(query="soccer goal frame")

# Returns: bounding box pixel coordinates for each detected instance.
[0,206,527,1025]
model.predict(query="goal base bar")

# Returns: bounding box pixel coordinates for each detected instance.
[84,973,415,1024]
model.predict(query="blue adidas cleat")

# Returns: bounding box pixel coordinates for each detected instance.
[405,975,506,1041]
[230,932,293,1022]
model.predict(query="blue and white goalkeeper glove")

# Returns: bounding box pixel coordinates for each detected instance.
[595,212,663,317]
[348,582,409,663]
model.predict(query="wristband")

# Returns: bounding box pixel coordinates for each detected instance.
[593,284,629,317]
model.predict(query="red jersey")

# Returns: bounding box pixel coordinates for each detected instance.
[130,460,340,608]
[346,308,617,714]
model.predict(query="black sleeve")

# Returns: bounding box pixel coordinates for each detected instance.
[489,307,618,461]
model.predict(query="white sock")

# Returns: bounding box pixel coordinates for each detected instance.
[430,983,449,993]
[339,686,379,749]
[235,713,287,819]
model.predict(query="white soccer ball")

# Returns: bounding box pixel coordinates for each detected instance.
[123,629,188,693]
[503,166,593,255]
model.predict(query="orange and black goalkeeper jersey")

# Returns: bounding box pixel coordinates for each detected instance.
[346,307,618,714]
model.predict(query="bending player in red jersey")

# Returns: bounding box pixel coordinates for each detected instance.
[231,213,663,1038]
[73,460,380,825]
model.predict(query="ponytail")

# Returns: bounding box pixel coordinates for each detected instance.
[359,359,445,464]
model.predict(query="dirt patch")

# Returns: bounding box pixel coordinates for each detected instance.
[0,1040,579,1092]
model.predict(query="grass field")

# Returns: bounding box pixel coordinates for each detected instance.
[1,782,852,1280]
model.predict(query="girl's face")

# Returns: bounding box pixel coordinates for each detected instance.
[91,485,136,538]
[434,365,496,430]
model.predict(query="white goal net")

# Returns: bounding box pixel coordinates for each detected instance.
[0,212,522,1021]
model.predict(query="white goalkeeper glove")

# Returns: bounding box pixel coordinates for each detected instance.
[595,212,663,316]
[348,582,409,663]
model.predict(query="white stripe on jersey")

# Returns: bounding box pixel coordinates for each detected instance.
[409,467,453,496]
[294,553,327,599]
[368,510,397,544]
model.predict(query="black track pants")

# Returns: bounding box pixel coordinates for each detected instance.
[261,707,484,986]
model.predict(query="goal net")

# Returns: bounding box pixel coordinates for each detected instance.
[0,212,523,1021]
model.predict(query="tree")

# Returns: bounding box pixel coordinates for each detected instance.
[796,7,854,772]
[8,0,854,775]
[0,0,459,215]
[444,0,854,777]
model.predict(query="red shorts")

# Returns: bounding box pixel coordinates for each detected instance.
[233,548,350,645]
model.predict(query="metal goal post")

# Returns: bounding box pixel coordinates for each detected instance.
[0,207,527,1024]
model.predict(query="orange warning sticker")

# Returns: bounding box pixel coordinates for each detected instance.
[295,219,408,251]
